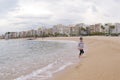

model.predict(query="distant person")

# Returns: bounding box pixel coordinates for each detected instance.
[78,37,84,58]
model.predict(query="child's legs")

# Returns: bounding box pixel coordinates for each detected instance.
[80,49,84,55]
[79,50,82,58]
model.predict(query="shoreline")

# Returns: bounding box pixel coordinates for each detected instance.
[35,37,80,80]
[48,36,120,80]
[14,38,79,80]
[35,36,120,80]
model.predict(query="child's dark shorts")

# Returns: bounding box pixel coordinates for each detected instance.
[79,49,84,55]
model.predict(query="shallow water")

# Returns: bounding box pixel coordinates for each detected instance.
[0,39,78,80]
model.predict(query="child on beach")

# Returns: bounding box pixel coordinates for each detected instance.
[78,37,84,58]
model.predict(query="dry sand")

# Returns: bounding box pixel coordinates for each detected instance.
[37,36,120,80]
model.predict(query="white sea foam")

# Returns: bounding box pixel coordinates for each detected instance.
[14,61,73,80]
[52,62,72,73]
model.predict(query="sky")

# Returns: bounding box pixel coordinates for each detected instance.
[0,0,120,34]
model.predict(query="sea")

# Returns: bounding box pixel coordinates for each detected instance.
[0,39,78,80]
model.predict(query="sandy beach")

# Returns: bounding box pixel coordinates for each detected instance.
[37,36,120,80]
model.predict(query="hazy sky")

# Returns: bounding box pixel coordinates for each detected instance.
[0,0,120,34]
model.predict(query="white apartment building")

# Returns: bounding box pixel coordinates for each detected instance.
[53,24,66,34]
[112,23,120,34]
[104,23,112,34]
[89,25,95,33]
[63,26,71,36]
[94,23,103,32]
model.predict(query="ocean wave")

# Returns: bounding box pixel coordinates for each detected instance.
[14,61,73,80]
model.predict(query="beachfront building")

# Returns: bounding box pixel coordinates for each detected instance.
[104,23,112,34]
[86,26,91,35]
[4,32,19,39]
[89,25,95,33]
[18,31,27,38]
[19,32,23,38]
[10,32,19,38]
[67,23,87,36]
[0,35,4,39]
[5,33,9,39]
[0,36,2,39]
[112,23,120,34]
[43,28,49,35]
[74,24,83,36]
[70,23,86,36]
[0,36,1,39]
[37,27,52,37]
[53,24,66,35]
[47,28,54,35]
[94,23,103,32]
[19,31,29,38]
[63,26,71,36]
[25,30,37,37]
[37,28,43,37]
[69,25,76,36]
[89,23,103,33]
[53,24,71,36]
[41,28,50,37]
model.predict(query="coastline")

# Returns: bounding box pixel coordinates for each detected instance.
[13,37,79,80]
[36,36,120,80]
[1,36,120,80]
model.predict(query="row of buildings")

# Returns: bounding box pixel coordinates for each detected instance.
[0,23,120,39]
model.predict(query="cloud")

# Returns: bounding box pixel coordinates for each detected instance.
[0,0,120,34]
[0,0,18,18]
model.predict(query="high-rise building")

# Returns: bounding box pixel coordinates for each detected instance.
[112,23,120,34]
[94,23,103,32]
[53,24,66,34]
